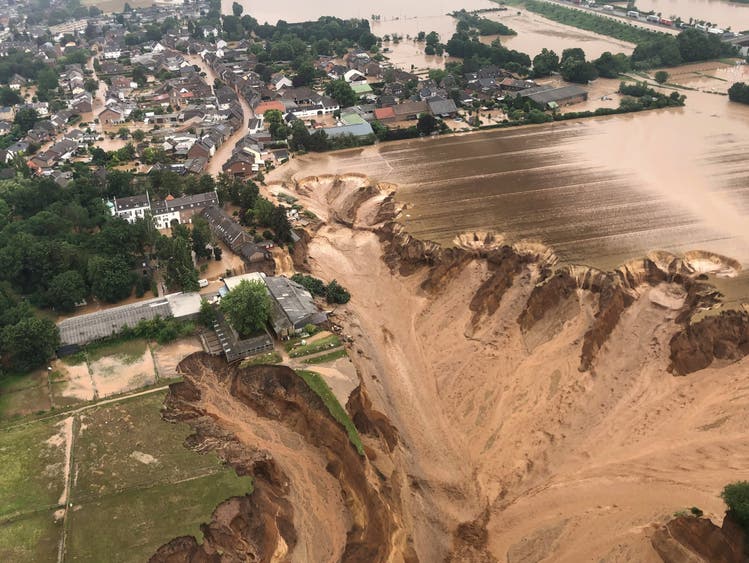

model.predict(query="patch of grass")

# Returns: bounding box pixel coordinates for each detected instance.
[61,352,87,366]
[0,420,66,517]
[67,470,253,563]
[86,338,147,363]
[0,511,61,562]
[0,384,52,421]
[73,392,225,500]
[287,334,342,358]
[522,0,660,44]
[0,371,47,394]
[240,351,283,367]
[302,348,348,365]
[296,370,364,455]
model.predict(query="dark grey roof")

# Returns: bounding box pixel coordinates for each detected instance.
[114,194,150,211]
[58,297,171,346]
[524,85,588,105]
[264,276,327,333]
[427,97,457,116]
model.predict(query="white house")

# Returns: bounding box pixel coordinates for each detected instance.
[111,194,151,223]
[271,73,293,90]
[343,69,367,84]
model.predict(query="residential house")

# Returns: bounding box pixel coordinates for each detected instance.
[151,190,219,229]
[201,205,270,264]
[271,73,292,90]
[344,69,367,84]
[427,96,458,117]
[112,193,151,223]
[98,106,125,126]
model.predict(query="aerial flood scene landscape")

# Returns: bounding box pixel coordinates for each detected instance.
[1,0,749,561]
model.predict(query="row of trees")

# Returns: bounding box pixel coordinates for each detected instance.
[291,274,351,304]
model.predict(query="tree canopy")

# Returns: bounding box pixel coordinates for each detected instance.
[220,280,271,337]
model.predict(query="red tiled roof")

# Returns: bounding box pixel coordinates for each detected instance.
[254,101,286,115]
[374,107,395,120]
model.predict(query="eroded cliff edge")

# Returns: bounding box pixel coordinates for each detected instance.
[150,173,749,562]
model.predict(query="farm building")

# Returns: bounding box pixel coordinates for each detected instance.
[57,293,202,347]
[520,85,588,109]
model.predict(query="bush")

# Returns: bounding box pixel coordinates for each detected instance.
[728,82,749,104]
[654,70,669,84]
[722,481,749,528]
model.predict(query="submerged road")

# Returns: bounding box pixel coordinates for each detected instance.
[186,54,255,176]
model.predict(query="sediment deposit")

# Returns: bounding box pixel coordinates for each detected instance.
[155,173,749,562]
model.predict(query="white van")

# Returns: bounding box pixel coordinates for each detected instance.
[198,279,209,288]
[627,10,639,18]
[602,4,614,11]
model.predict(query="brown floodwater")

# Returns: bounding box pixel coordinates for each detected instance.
[635,0,749,31]
[276,87,749,275]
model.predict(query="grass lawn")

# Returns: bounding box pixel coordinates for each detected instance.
[288,334,342,358]
[86,338,148,363]
[296,370,364,455]
[0,511,61,562]
[0,384,52,421]
[67,470,253,563]
[240,351,283,367]
[73,392,224,501]
[301,348,348,365]
[0,420,66,518]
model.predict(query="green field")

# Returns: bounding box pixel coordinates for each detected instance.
[297,370,364,455]
[0,421,66,517]
[67,471,251,562]
[287,334,342,358]
[0,511,61,562]
[302,348,349,365]
[0,392,253,562]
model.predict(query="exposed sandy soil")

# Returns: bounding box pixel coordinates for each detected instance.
[251,173,749,561]
[151,337,203,380]
[52,360,95,402]
[89,348,157,398]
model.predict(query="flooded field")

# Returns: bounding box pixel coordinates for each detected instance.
[635,0,749,31]
[275,88,749,275]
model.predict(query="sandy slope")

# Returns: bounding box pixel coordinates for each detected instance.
[263,173,749,562]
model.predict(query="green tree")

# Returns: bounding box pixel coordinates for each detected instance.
[84,78,99,93]
[252,197,275,225]
[191,217,213,260]
[293,61,316,87]
[132,129,146,142]
[324,80,357,108]
[654,70,669,84]
[561,47,586,66]
[47,270,87,312]
[198,299,216,327]
[1,317,60,372]
[728,82,749,104]
[14,107,38,133]
[232,1,243,16]
[325,280,350,304]
[289,119,311,151]
[593,51,629,78]
[219,280,270,336]
[264,109,289,141]
[560,58,598,84]
[721,481,749,529]
[36,68,59,92]
[532,48,559,77]
[416,113,439,135]
[88,256,134,303]
[156,234,199,292]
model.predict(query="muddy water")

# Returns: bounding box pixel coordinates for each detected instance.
[225,0,493,24]
[635,0,749,30]
[278,89,749,275]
